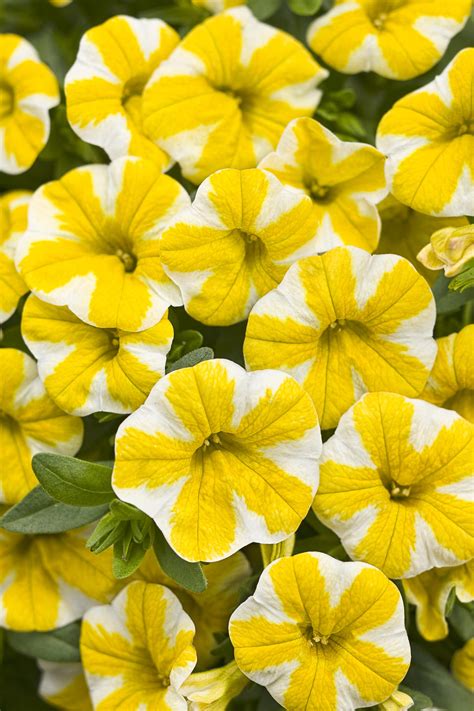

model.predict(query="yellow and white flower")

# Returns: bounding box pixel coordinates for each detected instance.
[417,225,474,277]
[451,639,474,691]
[244,247,436,430]
[403,560,474,641]
[39,662,92,711]
[182,661,249,709]
[161,168,318,326]
[65,16,179,168]
[421,325,474,423]
[16,157,190,332]
[81,581,197,710]
[376,48,474,217]
[0,190,31,323]
[376,194,469,284]
[22,295,173,416]
[229,552,410,710]
[142,7,328,184]
[307,0,471,80]
[259,117,387,252]
[0,527,119,631]
[138,550,251,667]
[113,358,321,562]
[312,392,474,579]
[0,348,83,505]
[0,34,59,174]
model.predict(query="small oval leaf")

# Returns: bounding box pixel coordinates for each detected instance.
[153,527,207,593]
[0,487,109,534]
[32,453,114,506]
[166,346,214,373]
[6,622,81,662]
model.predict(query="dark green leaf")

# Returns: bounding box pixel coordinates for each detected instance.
[433,273,474,314]
[87,513,126,554]
[449,602,474,642]
[335,112,367,138]
[0,487,108,534]
[32,453,114,506]
[247,0,282,20]
[6,623,81,663]
[287,0,322,16]
[0,646,54,710]
[109,499,147,521]
[153,526,207,593]
[112,540,147,579]
[166,346,214,373]
[405,642,472,711]
[398,684,433,711]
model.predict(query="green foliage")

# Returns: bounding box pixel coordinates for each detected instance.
[405,643,473,711]
[432,274,474,314]
[0,487,108,534]
[32,453,115,506]
[166,345,214,372]
[6,623,81,663]
[287,0,322,17]
[247,0,281,20]
[153,526,207,592]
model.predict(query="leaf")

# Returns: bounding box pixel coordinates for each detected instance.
[449,602,474,642]
[166,346,214,373]
[287,0,322,16]
[0,646,54,710]
[398,684,433,711]
[433,273,474,314]
[112,540,147,579]
[6,622,81,663]
[247,0,282,20]
[404,642,472,711]
[32,453,114,506]
[0,487,109,534]
[153,527,207,593]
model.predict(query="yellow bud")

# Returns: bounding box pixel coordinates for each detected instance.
[379,688,414,711]
[417,225,474,277]
[182,661,249,710]
[260,534,296,568]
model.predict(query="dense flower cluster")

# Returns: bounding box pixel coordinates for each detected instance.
[0,2,473,710]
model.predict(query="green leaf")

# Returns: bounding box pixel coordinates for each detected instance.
[404,642,473,711]
[449,264,474,292]
[0,646,54,711]
[247,0,282,20]
[433,273,474,314]
[6,622,81,663]
[109,499,148,521]
[168,328,204,361]
[166,346,214,373]
[335,112,367,138]
[0,487,108,534]
[287,0,322,16]
[112,540,147,579]
[449,602,474,642]
[32,453,115,506]
[153,526,207,593]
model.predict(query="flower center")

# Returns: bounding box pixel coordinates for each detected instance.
[156,672,170,688]
[106,329,120,350]
[457,120,474,136]
[301,624,331,648]
[115,248,137,273]
[202,432,223,449]
[329,318,346,331]
[218,85,243,106]
[390,480,411,499]
[0,81,14,120]
[307,179,331,202]
[372,12,388,29]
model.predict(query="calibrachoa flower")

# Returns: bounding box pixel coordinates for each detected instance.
[142,7,328,184]
[244,247,436,430]
[417,225,474,277]
[0,527,119,631]
[16,157,189,331]
[81,581,197,710]
[421,325,474,423]
[161,168,318,326]
[403,560,474,641]
[229,552,410,710]
[113,358,321,562]
[0,190,31,323]
[65,16,179,168]
[307,0,471,80]
[22,295,174,416]
[0,34,59,174]
[376,48,474,217]
[0,348,83,505]
[313,392,474,579]
[259,117,387,252]
[182,661,249,709]
[451,639,474,691]
[376,194,469,283]
[138,551,251,667]
[39,662,92,711]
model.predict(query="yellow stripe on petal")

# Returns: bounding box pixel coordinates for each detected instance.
[113,358,321,562]
[0,190,31,322]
